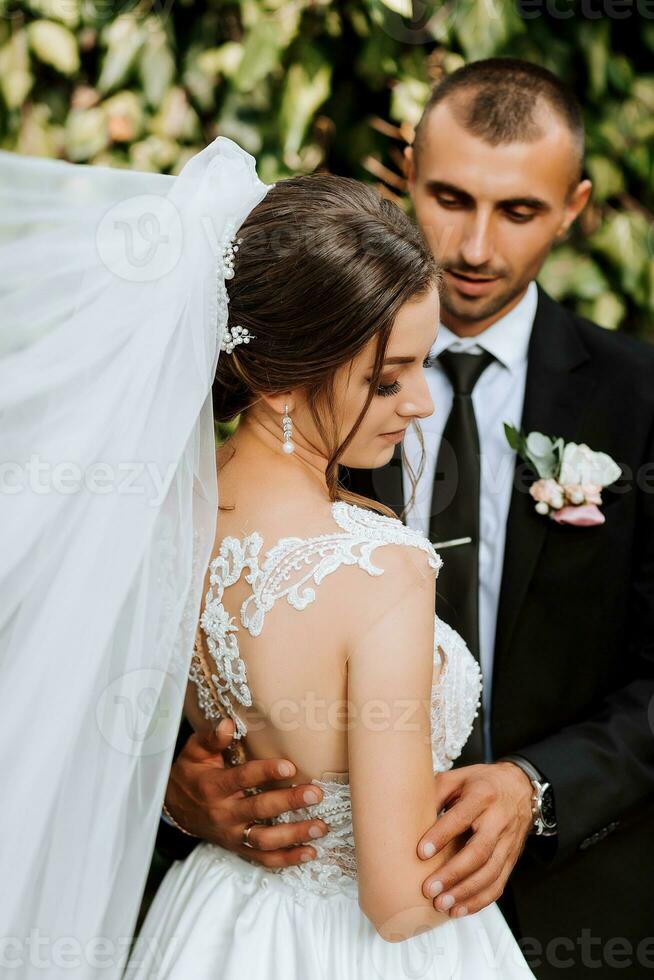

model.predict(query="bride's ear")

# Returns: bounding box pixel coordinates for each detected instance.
[259,391,297,416]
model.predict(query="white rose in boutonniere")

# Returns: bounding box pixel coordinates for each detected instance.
[558,442,622,488]
[504,424,621,527]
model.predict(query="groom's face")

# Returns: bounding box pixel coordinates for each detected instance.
[406,99,591,332]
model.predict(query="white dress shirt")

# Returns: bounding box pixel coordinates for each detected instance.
[402,280,538,761]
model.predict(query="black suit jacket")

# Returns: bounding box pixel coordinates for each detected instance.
[345,286,654,977]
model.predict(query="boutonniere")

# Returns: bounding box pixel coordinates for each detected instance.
[504,425,621,527]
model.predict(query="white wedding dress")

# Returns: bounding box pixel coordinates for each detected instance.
[128,501,534,979]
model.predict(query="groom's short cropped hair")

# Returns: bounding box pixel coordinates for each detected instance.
[413,57,585,185]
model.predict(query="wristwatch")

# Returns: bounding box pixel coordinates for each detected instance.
[499,754,558,836]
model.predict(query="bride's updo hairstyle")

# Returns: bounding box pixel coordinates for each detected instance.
[213,174,439,503]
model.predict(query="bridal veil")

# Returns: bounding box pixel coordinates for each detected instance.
[0,137,270,977]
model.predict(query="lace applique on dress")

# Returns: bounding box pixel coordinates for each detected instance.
[432,618,483,771]
[193,501,442,739]
[190,500,482,903]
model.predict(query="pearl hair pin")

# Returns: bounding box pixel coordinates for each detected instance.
[220,324,255,354]
[222,235,242,281]
[217,231,256,355]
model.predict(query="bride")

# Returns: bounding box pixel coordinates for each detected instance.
[126,165,535,977]
[0,136,533,979]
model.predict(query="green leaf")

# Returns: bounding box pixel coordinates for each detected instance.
[453,0,524,60]
[607,53,634,94]
[150,86,201,142]
[234,12,300,94]
[538,247,609,302]
[379,0,412,15]
[26,0,80,29]
[138,22,176,109]
[279,47,332,163]
[129,135,180,173]
[503,423,523,454]
[0,30,33,109]
[64,106,109,161]
[97,16,144,95]
[27,20,80,76]
[16,101,62,157]
[103,90,145,143]
[390,77,431,126]
[578,20,609,98]
[590,211,650,296]
[577,292,626,331]
[585,155,624,203]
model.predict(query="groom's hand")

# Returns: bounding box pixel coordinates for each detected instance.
[417,762,534,918]
[164,719,329,867]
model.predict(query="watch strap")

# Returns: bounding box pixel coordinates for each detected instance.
[499,754,558,836]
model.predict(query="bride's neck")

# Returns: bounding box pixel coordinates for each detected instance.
[227,408,330,494]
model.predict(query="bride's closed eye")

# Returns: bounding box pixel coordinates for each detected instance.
[373,355,435,397]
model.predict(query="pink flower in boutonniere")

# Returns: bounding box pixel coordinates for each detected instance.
[504,425,621,527]
[530,478,565,512]
[550,504,605,527]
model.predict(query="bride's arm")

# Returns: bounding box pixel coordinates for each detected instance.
[345,543,453,942]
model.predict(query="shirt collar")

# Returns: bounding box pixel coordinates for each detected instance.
[431,279,538,374]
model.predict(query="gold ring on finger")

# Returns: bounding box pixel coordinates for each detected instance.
[241,821,259,848]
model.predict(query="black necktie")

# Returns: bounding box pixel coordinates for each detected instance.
[428,349,494,766]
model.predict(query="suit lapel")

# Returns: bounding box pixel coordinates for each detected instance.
[493,287,596,675]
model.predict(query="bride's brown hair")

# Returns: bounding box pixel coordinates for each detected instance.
[213,173,440,515]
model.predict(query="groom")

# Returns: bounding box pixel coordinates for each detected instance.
[156,59,654,978]
[344,58,654,977]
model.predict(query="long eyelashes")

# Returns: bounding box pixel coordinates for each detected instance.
[375,380,402,397]
[374,355,434,397]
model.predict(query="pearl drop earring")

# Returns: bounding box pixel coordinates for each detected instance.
[281,404,295,455]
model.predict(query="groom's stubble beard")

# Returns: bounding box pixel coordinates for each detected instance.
[439,271,529,327]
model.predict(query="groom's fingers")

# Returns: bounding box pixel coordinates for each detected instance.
[218,758,301,796]
[230,784,325,823]
[417,795,485,860]
[434,848,511,918]
[421,831,506,907]
[234,818,328,853]
[183,719,236,761]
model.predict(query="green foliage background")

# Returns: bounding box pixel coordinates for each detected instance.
[1,0,653,340]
